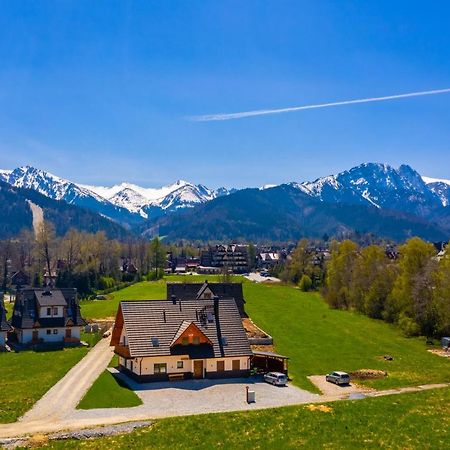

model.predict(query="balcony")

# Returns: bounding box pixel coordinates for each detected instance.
[115,344,131,358]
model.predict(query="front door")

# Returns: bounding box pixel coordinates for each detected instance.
[32,330,39,342]
[65,328,71,339]
[193,360,204,379]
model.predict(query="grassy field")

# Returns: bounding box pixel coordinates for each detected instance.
[77,356,142,409]
[39,387,450,449]
[0,347,88,423]
[244,283,449,391]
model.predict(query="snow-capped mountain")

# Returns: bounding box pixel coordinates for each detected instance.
[290,163,444,217]
[0,166,232,223]
[422,176,450,207]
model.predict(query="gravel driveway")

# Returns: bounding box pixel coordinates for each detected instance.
[107,371,320,417]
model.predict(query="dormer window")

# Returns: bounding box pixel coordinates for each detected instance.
[151,337,160,347]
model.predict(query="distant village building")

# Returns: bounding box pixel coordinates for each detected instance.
[167,281,247,317]
[258,252,280,269]
[111,296,252,382]
[10,270,30,289]
[200,244,250,274]
[0,294,11,349]
[11,288,86,345]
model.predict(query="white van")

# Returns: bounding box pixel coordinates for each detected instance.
[264,372,287,386]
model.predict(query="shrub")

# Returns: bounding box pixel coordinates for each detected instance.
[298,274,313,292]
[398,314,421,337]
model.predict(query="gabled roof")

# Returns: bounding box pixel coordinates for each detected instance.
[170,321,213,346]
[167,282,247,317]
[113,298,252,359]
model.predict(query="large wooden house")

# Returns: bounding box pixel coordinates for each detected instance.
[166,281,247,317]
[111,295,252,382]
[0,294,11,349]
[11,288,86,345]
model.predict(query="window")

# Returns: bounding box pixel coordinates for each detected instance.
[207,312,214,323]
[46,329,51,335]
[53,329,58,335]
[53,307,58,315]
[151,337,160,347]
[182,337,189,346]
[154,363,167,374]
[217,361,225,372]
[177,361,183,369]
[47,307,51,316]
[204,292,212,299]
[193,336,200,345]
[221,337,228,346]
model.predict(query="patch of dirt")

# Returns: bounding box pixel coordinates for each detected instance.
[350,369,387,380]
[428,349,450,358]
[305,404,333,413]
[251,344,275,352]
[242,318,269,338]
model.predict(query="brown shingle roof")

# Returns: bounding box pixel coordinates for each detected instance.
[119,298,252,359]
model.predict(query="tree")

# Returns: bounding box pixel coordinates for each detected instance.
[386,237,437,336]
[149,237,166,279]
[350,245,398,319]
[324,240,359,309]
[35,221,56,286]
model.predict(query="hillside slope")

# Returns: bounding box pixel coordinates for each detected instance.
[0,180,129,239]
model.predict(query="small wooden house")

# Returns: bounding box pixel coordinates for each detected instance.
[11,288,86,345]
[111,296,252,382]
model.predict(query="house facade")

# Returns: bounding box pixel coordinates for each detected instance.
[111,296,252,382]
[166,281,247,317]
[200,244,250,274]
[11,288,86,345]
[0,294,11,349]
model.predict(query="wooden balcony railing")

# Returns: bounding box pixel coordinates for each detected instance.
[114,344,131,358]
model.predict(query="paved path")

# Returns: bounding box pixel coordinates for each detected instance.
[245,272,281,283]
[0,339,448,441]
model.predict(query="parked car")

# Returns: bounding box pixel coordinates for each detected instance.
[264,371,287,386]
[326,371,350,386]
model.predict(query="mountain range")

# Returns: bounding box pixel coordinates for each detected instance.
[0,163,449,242]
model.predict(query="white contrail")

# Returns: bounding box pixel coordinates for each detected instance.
[189,87,450,121]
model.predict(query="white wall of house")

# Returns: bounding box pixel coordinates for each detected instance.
[0,331,6,347]
[123,355,250,376]
[39,306,64,319]
[19,326,81,344]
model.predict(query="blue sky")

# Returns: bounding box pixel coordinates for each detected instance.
[0,1,449,188]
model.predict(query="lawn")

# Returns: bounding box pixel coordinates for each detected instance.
[82,277,449,392]
[243,283,450,391]
[80,275,239,319]
[77,356,142,409]
[0,347,88,423]
[40,387,450,449]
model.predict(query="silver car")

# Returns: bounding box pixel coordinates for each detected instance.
[264,371,287,386]
[326,371,350,386]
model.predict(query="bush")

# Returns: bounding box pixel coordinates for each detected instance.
[98,276,115,290]
[298,274,313,292]
[398,314,421,337]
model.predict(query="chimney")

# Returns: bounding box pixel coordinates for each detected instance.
[171,294,177,305]
[213,295,224,357]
